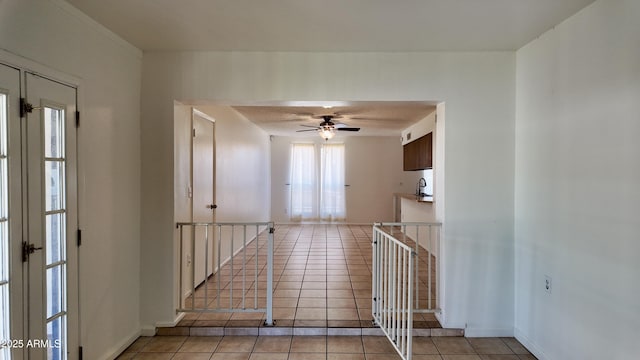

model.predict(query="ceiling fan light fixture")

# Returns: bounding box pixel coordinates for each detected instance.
[319,127,335,140]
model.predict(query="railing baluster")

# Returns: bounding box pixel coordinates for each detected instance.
[242,225,246,309]
[428,224,432,310]
[401,248,407,353]
[255,224,259,309]
[179,224,183,309]
[385,234,390,332]
[217,224,221,309]
[415,225,420,309]
[395,242,400,343]
[407,249,414,359]
[204,225,209,310]
[212,224,220,305]
[230,225,234,309]
[191,224,196,310]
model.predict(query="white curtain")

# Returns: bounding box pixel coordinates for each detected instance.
[290,143,317,220]
[320,143,346,220]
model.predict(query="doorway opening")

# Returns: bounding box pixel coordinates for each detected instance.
[170,101,447,338]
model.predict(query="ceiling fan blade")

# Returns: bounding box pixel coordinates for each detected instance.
[299,124,320,128]
[346,117,401,122]
[296,129,319,132]
[337,127,360,131]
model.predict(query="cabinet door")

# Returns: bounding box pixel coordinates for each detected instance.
[403,132,432,170]
[416,136,426,169]
[420,132,432,169]
[403,141,415,170]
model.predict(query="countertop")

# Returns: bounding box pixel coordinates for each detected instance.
[395,193,433,203]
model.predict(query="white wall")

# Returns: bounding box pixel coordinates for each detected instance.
[142,50,516,334]
[514,0,640,358]
[196,105,271,223]
[0,0,142,358]
[271,136,403,223]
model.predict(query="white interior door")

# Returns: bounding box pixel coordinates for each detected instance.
[191,109,215,287]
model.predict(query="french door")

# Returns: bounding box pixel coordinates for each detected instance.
[1,63,79,359]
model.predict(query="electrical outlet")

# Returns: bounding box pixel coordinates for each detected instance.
[544,275,552,294]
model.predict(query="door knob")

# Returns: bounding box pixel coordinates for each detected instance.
[206,204,217,209]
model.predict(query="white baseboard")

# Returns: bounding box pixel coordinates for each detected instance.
[441,321,466,330]
[140,325,157,336]
[156,312,185,328]
[464,327,514,337]
[514,327,549,360]
[435,311,444,326]
[101,328,141,360]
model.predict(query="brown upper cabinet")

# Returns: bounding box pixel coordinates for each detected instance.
[403,132,432,171]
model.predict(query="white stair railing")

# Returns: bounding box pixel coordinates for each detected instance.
[372,222,442,360]
[176,221,275,326]
[381,222,441,313]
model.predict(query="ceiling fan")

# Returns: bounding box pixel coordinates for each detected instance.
[296,115,360,140]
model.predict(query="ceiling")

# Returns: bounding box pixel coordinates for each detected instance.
[66,0,595,52]
[231,102,436,137]
[65,0,593,136]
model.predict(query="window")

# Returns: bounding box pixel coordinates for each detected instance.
[289,143,345,221]
[320,144,345,220]
[290,143,317,220]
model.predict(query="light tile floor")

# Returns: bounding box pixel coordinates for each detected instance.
[180,224,439,329]
[117,335,537,359]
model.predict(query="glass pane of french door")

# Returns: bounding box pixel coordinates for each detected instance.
[44,105,68,359]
